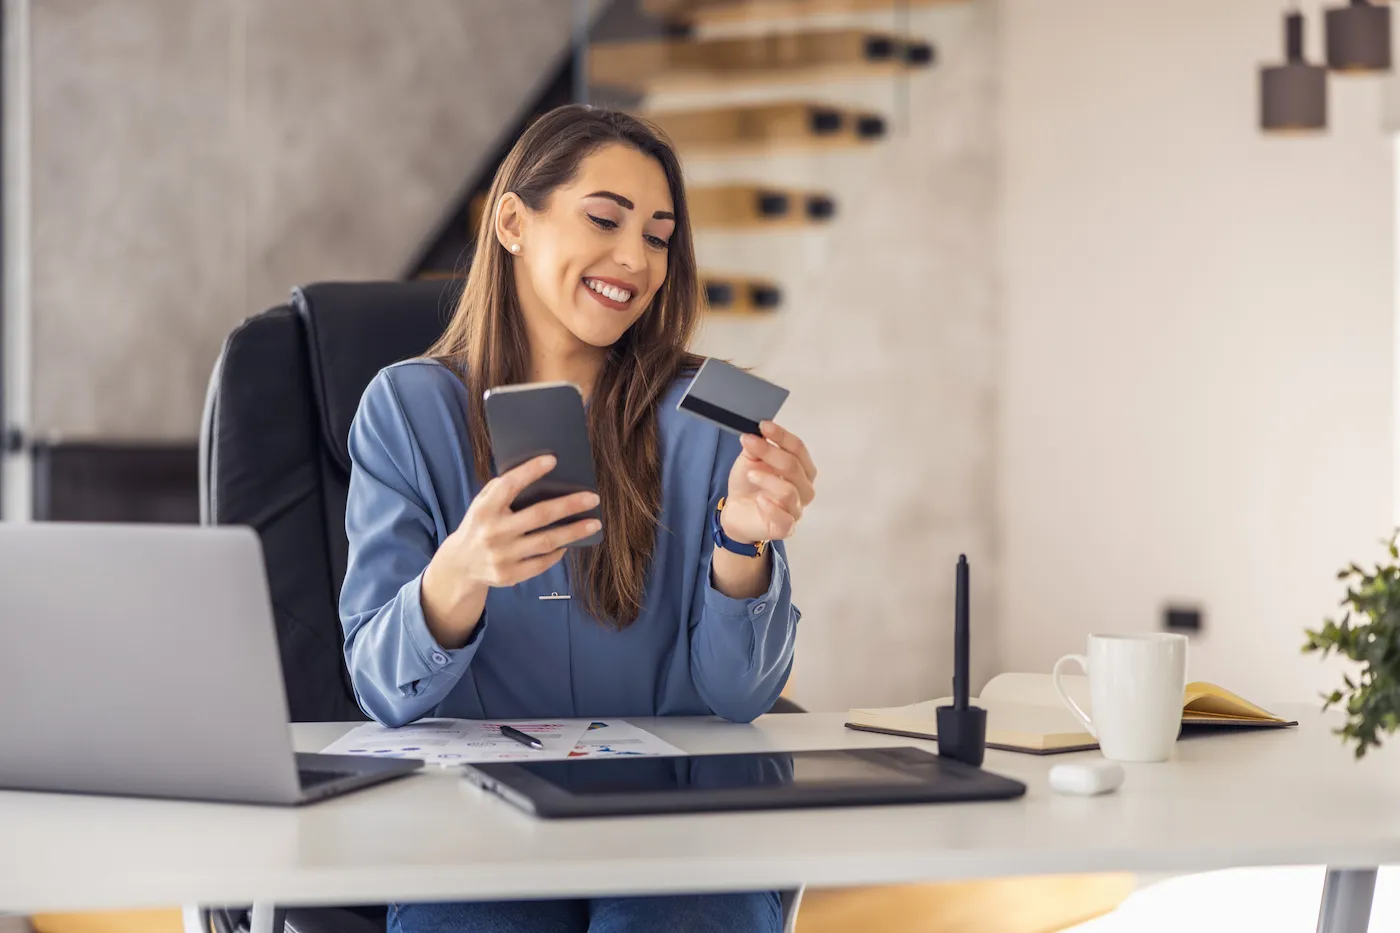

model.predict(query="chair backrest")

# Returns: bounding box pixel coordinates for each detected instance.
[200,280,461,721]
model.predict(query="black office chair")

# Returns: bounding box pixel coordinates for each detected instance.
[200,280,458,933]
[199,279,803,933]
[200,280,458,724]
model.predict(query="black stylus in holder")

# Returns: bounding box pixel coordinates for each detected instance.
[937,554,987,768]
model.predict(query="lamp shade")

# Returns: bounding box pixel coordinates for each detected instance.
[1261,11,1328,132]
[1325,0,1392,72]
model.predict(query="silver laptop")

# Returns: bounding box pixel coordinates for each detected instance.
[0,522,420,805]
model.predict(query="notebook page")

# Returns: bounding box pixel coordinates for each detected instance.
[978,672,1093,713]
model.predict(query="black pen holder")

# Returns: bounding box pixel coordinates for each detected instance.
[936,704,987,768]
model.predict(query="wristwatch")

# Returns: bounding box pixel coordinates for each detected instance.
[712,497,767,558]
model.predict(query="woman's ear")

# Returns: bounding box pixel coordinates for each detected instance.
[495,192,526,255]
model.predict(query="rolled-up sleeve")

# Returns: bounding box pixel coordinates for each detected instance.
[340,371,485,727]
[689,432,800,723]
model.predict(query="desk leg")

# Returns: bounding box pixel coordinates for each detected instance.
[1316,868,1378,933]
[182,906,206,933]
[248,903,287,933]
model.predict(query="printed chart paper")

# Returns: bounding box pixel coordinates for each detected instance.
[565,720,687,759]
[321,719,588,765]
[321,718,685,765]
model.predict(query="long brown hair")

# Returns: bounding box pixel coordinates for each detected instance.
[426,104,704,628]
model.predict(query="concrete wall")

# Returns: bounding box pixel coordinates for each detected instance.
[666,3,1001,711]
[27,0,583,442]
[999,0,1394,704]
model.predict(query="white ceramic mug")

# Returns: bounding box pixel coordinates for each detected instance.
[1052,633,1188,762]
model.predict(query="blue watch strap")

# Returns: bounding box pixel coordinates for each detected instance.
[712,497,766,558]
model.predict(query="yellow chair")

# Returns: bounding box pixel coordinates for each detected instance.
[796,874,1137,933]
[31,912,184,933]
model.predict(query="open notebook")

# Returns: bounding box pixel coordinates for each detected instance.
[845,673,1297,755]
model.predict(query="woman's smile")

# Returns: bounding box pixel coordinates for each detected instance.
[581,275,638,311]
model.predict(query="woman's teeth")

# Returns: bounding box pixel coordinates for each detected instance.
[585,279,631,304]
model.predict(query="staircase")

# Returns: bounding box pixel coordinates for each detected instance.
[405,0,941,336]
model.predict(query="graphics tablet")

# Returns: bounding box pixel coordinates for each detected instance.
[460,746,1026,818]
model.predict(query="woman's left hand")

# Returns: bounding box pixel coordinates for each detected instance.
[722,421,818,546]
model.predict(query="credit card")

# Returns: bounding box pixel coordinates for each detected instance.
[676,358,789,436]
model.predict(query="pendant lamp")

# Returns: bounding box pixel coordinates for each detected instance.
[1261,10,1328,132]
[1325,0,1392,73]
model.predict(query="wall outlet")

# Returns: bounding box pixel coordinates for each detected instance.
[1163,605,1203,633]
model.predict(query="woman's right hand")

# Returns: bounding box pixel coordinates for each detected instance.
[421,454,601,648]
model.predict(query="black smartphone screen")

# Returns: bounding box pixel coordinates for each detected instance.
[482,382,603,547]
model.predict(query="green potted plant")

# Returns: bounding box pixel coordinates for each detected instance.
[1303,530,1400,758]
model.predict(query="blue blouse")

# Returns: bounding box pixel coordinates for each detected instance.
[339,359,799,728]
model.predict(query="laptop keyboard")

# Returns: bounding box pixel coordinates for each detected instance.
[298,768,348,789]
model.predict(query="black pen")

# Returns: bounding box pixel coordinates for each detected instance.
[499,724,544,750]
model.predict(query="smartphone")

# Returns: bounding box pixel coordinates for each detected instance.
[482,381,603,548]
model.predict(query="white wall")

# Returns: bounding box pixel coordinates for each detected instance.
[999,0,1393,704]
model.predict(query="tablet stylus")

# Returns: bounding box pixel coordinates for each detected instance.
[954,554,969,711]
[937,554,987,768]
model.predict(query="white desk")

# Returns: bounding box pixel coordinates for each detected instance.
[2,709,1396,933]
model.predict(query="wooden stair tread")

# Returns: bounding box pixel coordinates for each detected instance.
[467,191,489,236]
[646,101,886,157]
[590,30,933,92]
[703,272,782,314]
[471,185,835,233]
[410,269,782,317]
[645,0,963,26]
[690,183,836,228]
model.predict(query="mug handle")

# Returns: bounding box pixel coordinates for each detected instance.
[1052,653,1096,738]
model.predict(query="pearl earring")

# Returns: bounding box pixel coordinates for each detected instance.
[510,243,521,254]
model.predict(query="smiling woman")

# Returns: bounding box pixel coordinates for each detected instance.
[496,143,681,350]
[339,104,818,933]
[425,106,707,628]
[575,186,675,309]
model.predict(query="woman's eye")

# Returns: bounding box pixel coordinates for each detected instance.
[589,213,666,249]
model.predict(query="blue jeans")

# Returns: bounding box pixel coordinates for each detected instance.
[387,892,782,933]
